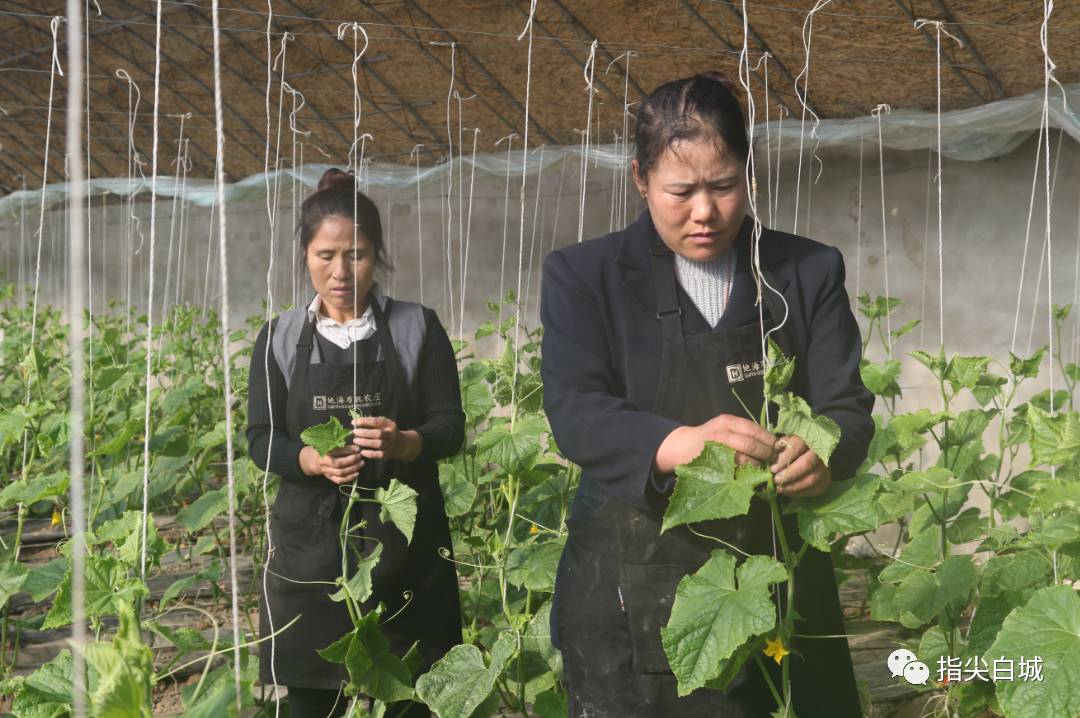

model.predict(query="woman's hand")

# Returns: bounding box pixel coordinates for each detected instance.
[299,444,365,485]
[655,414,780,474]
[352,416,423,462]
[771,434,831,497]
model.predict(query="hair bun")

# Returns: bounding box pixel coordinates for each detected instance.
[317,167,356,193]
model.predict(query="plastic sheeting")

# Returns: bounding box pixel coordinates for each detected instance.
[2,82,1077,221]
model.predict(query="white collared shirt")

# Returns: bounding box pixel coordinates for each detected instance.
[306,294,376,348]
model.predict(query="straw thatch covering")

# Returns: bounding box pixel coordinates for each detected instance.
[0,0,1077,190]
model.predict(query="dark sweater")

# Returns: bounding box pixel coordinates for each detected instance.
[246,306,465,479]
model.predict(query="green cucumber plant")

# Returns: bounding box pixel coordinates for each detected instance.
[857,295,1080,718]
[657,336,871,716]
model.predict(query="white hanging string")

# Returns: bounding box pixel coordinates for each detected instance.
[1071,182,1080,366]
[269,36,292,299]
[161,113,190,334]
[28,17,64,352]
[872,104,892,356]
[460,127,479,340]
[511,0,537,425]
[854,134,863,310]
[738,2,788,618]
[435,40,457,335]
[608,134,619,233]
[455,95,468,334]
[578,40,597,244]
[174,141,191,309]
[495,132,516,325]
[22,17,64,480]
[138,0,164,583]
[283,83,309,308]
[201,199,217,319]
[262,2,282,709]
[1010,123,1046,356]
[761,53,773,229]
[209,0,244,705]
[919,148,931,348]
[386,198,396,297]
[16,176,26,307]
[524,143,546,323]
[791,0,833,236]
[83,2,96,512]
[772,105,786,230]
[439,165,448,320]
[63,3,87,715]
[288,88,302,308]
[411,144,425,305]
[337,23,369,512]
[605,50,634,229]
[737,2,790,422]
[547,155,568,268]
[914,19,962,350]
[115,68,145,338]
[1040,0,1060,420]
[1025,131,1064,356]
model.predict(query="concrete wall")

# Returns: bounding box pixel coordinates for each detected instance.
[3,133,1076,384]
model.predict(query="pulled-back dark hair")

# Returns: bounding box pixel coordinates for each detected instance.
[298,168,390,270]
[634,72,748,181]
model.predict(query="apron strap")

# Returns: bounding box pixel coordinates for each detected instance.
[648,235,799,357]
[369,298,418,424]
[648,244,683,342]
[289,315,317,391]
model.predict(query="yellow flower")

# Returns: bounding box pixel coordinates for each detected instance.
[51,508,62,527]
[764,637,789,665]
[529,524,539,535]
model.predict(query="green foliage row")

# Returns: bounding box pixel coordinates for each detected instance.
[1,285,1078,718]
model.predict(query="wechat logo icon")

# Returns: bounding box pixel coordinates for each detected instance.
[888,648,930,686]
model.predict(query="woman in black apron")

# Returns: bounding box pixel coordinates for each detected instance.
[247,168,464,717]
[540,74,874,716]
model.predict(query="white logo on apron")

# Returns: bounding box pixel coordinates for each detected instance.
[312,392,383,411]
[726,360,765,383]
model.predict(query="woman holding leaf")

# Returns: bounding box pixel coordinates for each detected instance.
[246,168,465,717]
[540,74,874,716]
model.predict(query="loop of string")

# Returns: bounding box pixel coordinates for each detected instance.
[791,0,833,236]
[115,67,146,342]
[578,40,597,244]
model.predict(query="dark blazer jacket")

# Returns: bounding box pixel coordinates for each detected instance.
[540,211,875,513]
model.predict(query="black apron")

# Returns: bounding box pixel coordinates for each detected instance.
[555,244,861,717]
[259,299,462,706]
